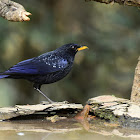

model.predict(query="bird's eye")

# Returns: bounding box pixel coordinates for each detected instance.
[71,46,75,49]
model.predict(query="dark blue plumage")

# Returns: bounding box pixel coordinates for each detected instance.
[0,43,88,103]
[0,75,8,79]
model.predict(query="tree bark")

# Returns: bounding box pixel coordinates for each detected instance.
[0,102,83,120]
[131,57,140,103]
[88,95,140,129]
[0,0,31,22]
[86,0,140,7]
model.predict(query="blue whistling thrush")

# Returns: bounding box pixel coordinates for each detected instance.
[0,43,88,103]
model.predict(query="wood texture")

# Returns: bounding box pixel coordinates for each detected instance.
[131,57,140,103]
[0,0,31,21]
[86,0,140,7]
[0,102,83,120]
[88,95,140,129]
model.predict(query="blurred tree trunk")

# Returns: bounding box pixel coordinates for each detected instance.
[15,0,57,104]
[131,57,140,103]
[15,39,40,104]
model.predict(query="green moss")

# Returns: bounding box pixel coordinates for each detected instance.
[94,109,118,122]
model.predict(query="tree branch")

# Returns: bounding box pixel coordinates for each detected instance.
[0,0,31,22]
[86,0,140,7]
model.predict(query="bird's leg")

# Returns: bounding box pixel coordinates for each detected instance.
[34,88,68,104]
[35,88,54,104]
[33,84,68,104]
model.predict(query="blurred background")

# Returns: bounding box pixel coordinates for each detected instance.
[0,0,139,106]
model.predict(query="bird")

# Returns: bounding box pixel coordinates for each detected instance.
[0,43,88,103]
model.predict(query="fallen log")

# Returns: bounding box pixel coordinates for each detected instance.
[1,95,140,131]
[0,102,83,120]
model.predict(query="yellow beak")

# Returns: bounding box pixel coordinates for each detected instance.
[77,46,88,51]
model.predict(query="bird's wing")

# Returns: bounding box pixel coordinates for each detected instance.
[4,55,69,75]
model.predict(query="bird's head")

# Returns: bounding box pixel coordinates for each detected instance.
[58,43,88,56]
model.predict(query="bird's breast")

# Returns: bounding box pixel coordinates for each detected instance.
[45,63,72,83]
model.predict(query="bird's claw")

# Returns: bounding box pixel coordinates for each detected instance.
[41,101,50,105]
[61,100,69,104]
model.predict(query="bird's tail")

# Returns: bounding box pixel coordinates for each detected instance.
[0,73,9,79]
